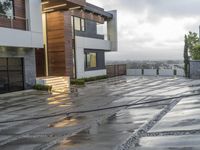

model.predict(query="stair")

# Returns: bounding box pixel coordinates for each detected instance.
[36,76,70,93]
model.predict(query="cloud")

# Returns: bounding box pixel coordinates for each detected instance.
[87,0,200,60]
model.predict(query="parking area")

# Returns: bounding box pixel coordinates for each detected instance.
[0,76,200,150]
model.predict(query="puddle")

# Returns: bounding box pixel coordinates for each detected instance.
[49,106,162,150]
[49,116,86,128]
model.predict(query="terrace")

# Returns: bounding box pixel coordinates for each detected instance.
[0,76,200,149]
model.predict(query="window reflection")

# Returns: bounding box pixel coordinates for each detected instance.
[85,52,97,68]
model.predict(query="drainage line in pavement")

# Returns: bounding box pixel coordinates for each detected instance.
[0,93,199,124]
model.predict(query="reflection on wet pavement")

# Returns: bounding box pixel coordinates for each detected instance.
[0,76,200,150]
[50,105,164,150]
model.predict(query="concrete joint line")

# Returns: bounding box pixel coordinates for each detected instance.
[116,98,182,150]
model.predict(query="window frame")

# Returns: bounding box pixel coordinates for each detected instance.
[85,52,97,70]
[73,16,85,32]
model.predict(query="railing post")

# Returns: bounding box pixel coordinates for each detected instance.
[10,16,13,28]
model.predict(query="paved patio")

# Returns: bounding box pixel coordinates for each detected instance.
[0,76,200,150]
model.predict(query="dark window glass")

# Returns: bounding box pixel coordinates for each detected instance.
[85,52,97,68]
[0,0,14,17]
[0,58,24,93]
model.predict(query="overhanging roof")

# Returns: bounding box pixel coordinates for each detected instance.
[41,0,113,19]
[42,0,86,12]
[84,3,113,19]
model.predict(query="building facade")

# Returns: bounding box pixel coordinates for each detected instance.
[39,0,118,79]
[0,0,43,93]
[0,0,117,94]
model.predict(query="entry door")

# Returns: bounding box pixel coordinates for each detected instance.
[0,58,24,94]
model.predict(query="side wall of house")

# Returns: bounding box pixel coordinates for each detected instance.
[46,11,73,77]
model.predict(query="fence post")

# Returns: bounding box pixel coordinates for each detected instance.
[142,69,144,76]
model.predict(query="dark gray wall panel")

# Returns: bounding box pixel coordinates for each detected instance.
[84,49,105,71]
[75,20,104,39]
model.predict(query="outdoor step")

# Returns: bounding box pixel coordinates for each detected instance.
[45,81,69,85]
[45,79,69,83]
[51,85,69,89]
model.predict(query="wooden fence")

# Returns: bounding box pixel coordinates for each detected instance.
[106,64,127,77]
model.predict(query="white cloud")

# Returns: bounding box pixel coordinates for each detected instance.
[87,0,200,60]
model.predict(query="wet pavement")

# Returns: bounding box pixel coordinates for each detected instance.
[0,76,200,150]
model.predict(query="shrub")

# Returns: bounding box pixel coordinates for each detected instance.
[70,75,108,85]
[33,84,52,92]
[70,79,85,85]
[83,75,108,82]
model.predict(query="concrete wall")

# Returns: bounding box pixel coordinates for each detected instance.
[190,60,200,79]
[127,69,142,76]
[75,36,111,79]
[127,69,185,77]
[0,0,43,48]
[144,69,157,76]
[159,69,174,76]
[0,47,36,89]
[176,69,185,77]
[107,10,118,51]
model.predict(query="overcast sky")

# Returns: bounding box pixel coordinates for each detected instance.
[87,0,200,61]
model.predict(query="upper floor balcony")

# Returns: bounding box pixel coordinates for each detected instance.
[0,13,28,31]
[0,0,43,48]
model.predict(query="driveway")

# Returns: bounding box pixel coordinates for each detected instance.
[0,76,200,150]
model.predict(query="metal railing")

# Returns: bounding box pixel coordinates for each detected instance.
[0,13,29,31]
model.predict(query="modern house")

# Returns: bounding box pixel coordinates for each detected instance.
[37,0,118,79]
[0,0,117,94]
[0,0,43,93]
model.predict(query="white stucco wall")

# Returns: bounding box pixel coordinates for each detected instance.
[127,69,142,76]
[159,69,174,76]
[75,36,110,79]
[0,0,43,48]
[176,69,184,77]
[144,69,157,76]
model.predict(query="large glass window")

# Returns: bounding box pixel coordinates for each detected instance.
[97,21,108,40]
[0,0,14,17]
[73,16,85,31]
[85,52,97,68]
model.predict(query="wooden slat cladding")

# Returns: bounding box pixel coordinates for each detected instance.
[46,11,73,77]
[35,48,46,77]
[64,11,73,78]
[70,9,104,24]
[0,0,26,30]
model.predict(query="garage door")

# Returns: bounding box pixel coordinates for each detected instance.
[0,58,24,94]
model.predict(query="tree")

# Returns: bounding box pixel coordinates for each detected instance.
[192,44,200,60]
[184,35,189,77]
[187,31,199,58]
[0,0,12,16]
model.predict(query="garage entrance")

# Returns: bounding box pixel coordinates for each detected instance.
[0,58,24,94]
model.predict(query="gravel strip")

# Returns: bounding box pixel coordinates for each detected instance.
[116,98,182,150]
